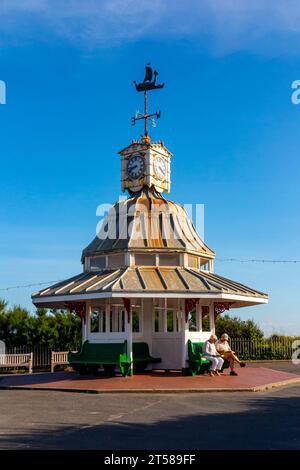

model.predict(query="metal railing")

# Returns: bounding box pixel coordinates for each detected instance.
[6,345,71,370]
[230,337,296,360]
[1,338,298,371]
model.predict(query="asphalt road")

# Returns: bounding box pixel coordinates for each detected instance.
[1,380,300,449]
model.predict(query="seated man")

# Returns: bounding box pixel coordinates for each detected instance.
[216,333,246,376]
[203,334,224,377]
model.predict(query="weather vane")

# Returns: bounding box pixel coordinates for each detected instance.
[131,63,165,141]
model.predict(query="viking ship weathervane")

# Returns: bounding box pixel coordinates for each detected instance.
[132,63,165,140]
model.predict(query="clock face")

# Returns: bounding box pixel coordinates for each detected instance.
[127,154,145,180]
[154,156,166,180]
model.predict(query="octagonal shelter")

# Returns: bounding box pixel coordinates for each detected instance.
[32,68,268,374]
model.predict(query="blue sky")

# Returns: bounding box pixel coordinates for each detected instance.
[0,0,300,335]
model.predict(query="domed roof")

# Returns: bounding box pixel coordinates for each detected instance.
[82,187,215,260]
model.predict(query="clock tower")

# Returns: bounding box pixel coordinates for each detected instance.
[119,138,172,194]
[119,64,172,194]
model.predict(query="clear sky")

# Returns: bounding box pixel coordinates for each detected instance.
[0,1,300,335]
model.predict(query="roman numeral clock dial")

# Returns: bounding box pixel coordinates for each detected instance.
[154,156,166,181]
[127,154,145,179]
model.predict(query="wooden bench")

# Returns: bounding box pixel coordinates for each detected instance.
[68,340,131,377]
[187,340,229,376]
[51,351,77,373]
[133,342,161,371]
[0,353,33,374]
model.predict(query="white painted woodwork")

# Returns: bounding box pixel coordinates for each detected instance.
[209,302,216,334]
[125,304,133,374]
[152,334,183,369]
[80,298,224,371]
[33,292,268,305]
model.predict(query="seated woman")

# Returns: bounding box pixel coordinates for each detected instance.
[216,333,246,376]
[203,334,224,377]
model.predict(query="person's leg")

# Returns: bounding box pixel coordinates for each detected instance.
[212,357,224,376]
[230,352,246,367]
[208,357,218,376]
[231,352,241,363]
[226,352,236,371]
[227,353,239,376]
[217,357,224,371]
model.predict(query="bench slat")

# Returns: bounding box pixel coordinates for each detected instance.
[0,353,33,373]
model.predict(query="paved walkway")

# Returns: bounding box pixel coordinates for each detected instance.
[1,385,300,449]
[1,366,299,393]
[1,363,300,449]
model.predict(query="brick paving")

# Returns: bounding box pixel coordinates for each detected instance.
[1,366,299,393]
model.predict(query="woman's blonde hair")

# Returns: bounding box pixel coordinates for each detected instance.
[210,334,218,341]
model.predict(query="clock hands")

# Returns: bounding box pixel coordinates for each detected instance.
[155,157,166,178]
[127,154,146,180]
[157,164,164,174]
[130,163,140,172]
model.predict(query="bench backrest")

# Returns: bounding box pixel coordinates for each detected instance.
[133,342,150,358]
[188,340,205,359]
[80,341,127,362]
[0,353,32,366]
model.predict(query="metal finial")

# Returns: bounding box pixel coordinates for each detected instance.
[133,63,164,92]
[131,63,165,139]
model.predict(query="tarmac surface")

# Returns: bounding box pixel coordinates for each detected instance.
[0,361,300,450]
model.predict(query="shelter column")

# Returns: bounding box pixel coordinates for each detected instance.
[82,304,89,342]
[181,303,189,371]
[209,302,215,334]
[124,299,133,376]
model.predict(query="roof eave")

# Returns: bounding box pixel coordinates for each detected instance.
[32,291,268,308]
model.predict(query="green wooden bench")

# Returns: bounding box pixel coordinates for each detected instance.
[186,340,229,376]
[133,342,161,371]
[68,340,131,377]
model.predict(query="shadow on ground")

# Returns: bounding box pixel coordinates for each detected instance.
[0,391,300,450]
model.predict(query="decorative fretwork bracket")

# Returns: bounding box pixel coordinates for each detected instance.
[214,302,234,321]
[184,298,199,322]
[65,302,86,323]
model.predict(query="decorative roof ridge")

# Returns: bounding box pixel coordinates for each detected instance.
[126,185,168,201]
[195,269,268,297]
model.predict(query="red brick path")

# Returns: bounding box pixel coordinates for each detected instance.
[1,367,300,393]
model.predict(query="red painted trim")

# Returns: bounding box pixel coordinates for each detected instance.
[184,298,199,322]
[65,301,86,323]
[122,298,131,323]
